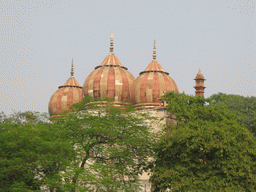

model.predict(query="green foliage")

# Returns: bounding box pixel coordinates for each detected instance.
[209,92,256,134]
[52,96,157,191]
[0,111,50,124]
[1,97,158,191]
[150,92,256,192]
[0,113,76,191]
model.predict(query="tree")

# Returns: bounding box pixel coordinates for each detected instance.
[52,96,158,192]
[0,112,76,192]
[0,98,158,192]
[150,92,256,192]
[209,92,256,135]
[0,110,50,124]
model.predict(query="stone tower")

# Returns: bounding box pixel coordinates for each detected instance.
[194,68,206,97]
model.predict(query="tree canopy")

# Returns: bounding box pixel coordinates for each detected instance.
[0,114,75,191]
[54,96,157,191]
[0,97,158,191]
[209,92,256,135]
[150,92,256,192]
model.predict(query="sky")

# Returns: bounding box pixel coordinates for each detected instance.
[1,0,255,115]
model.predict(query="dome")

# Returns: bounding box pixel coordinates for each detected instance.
[131,40,179,109]
[83,32,135,102]
[49,59,83,116]
[195,68,205,79]
[97,53,124,68]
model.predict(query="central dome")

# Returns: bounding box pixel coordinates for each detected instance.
[97,52,124,68]
[83,32,135,102]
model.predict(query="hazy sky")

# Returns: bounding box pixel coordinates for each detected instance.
[1,0,255,115]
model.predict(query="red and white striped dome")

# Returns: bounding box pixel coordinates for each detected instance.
[48,60,83,116]
[83,32,135,102]
[131,40,179,109]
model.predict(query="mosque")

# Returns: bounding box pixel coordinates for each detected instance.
[48,32,206,116]
[48,32,206,191]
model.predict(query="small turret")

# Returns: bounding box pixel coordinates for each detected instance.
[194,68,206,97]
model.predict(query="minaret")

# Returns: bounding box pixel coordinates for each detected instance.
[109,31,114,55]
[194,68,206,97]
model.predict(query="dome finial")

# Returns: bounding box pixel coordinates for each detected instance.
[71,58,74,77]
[110,31,114,54]
[197,68,203,76]
[153,40,156,61]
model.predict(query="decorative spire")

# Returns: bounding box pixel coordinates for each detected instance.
[71,58,74,77]
[110,31,114,54]
[153,40,156,61]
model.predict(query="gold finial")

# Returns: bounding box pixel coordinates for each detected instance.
[71,58,74,77]
[110,31,114,54]
[153,40,156,61]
